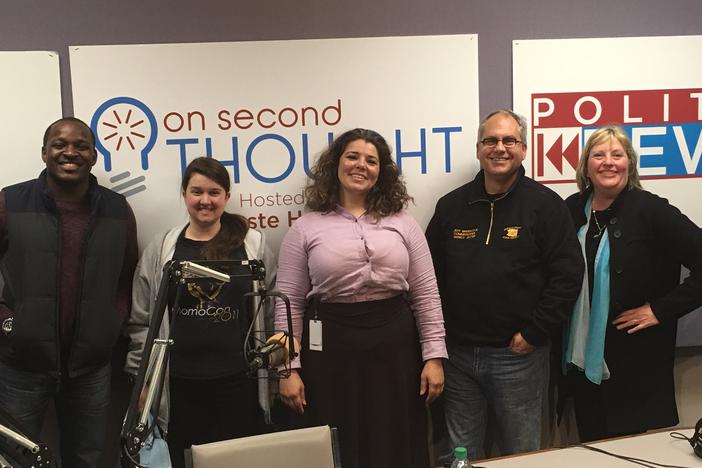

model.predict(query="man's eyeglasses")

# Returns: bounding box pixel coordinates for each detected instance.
[480,137,522,148]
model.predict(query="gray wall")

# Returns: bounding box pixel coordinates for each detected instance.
[3,0,702,117]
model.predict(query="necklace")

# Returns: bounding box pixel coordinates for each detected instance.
[591,210,606,239]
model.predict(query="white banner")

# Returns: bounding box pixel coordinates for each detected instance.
[70,35,480,251]
[513,35,702,346]
[0,51,62,187]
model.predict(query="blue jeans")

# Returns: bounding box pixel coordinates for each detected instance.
[443,340,549,460]
[0,361,111,468]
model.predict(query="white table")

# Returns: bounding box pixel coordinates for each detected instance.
[477,429,701,468]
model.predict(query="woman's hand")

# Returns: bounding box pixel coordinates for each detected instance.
[419,358,444,404]
[265,332,300,366]
[613,303,660,334]
[279,369,306,414]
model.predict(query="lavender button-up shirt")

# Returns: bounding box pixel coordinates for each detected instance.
[274,206,447,367]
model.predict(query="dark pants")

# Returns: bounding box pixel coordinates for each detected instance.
[0,360,111,468]
[167,372,262,468]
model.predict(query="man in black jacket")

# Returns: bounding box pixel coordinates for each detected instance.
[426,109,582,460]
[0,117,138,467]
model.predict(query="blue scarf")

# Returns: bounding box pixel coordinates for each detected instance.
[564,195,611,384]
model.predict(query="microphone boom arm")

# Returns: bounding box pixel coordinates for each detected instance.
[0,402,54,467]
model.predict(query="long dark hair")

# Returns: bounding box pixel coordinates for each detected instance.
[182,157,249,260]
[305,128,412,216]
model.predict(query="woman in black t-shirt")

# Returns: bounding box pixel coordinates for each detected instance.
[126,157,275,468]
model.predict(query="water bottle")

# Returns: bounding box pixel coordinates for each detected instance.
[450,447,472,468]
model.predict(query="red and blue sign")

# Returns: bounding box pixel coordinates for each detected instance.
[531,88,702,183]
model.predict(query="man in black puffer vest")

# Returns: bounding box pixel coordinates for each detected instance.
[0,117,138,468]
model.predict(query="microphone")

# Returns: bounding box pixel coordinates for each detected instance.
[691,417,702,458]
[247,332,300,371]
[180,261,230,283]
[249,341,289,371]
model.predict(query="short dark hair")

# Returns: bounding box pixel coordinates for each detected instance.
[477,109,527,144]
[42,117,96,149]
[305,128,412,216]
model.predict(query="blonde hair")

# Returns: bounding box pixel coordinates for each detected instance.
[575,126,642,193]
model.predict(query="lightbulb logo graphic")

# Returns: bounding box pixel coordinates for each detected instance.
[90,97,158,198]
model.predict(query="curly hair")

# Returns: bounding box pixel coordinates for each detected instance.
[305,128,412,216]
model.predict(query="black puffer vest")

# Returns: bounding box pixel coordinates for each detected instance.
[0,171,128,377]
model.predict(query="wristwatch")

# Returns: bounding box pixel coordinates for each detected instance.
[1,317,12,335]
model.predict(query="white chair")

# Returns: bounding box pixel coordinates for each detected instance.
[190,425,341,468]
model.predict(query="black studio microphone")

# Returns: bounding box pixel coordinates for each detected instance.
[691,418,702,458]
[248,340,289,371]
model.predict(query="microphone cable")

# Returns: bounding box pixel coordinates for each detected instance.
[243,293,268,371]
[670,427,702,458]
[573,432,699,468]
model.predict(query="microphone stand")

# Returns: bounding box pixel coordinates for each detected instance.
[0,402,54,467]
[242,282,296,425]
[121,260,181,468]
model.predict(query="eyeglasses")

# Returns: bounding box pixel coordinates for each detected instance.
[480,137,522,148]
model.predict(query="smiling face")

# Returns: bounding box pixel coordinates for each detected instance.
[586,137,630,198]
[476,113,526,192]
[337,139,380,205]
[183,173,230,229]
[41,120,97,192]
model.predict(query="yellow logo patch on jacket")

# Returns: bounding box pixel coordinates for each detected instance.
[453,228,478,240]
[502,226,521,239]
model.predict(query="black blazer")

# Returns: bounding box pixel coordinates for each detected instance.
[565,187,702,433]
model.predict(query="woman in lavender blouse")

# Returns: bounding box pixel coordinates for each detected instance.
[275,128,447,468]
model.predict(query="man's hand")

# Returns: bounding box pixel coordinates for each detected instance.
[508,332,535,354]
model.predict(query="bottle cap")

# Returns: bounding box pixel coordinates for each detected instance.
[454,447,468,459]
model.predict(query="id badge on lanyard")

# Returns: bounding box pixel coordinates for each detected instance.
[309,319,323,351]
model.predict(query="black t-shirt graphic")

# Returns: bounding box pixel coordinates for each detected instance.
[168,232,253,379]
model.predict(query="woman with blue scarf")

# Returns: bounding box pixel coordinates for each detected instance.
[563,126,702,442]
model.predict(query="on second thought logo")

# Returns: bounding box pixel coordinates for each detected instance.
[91,96,158,197]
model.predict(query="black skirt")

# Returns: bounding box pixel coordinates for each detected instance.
[300,294,429,468]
